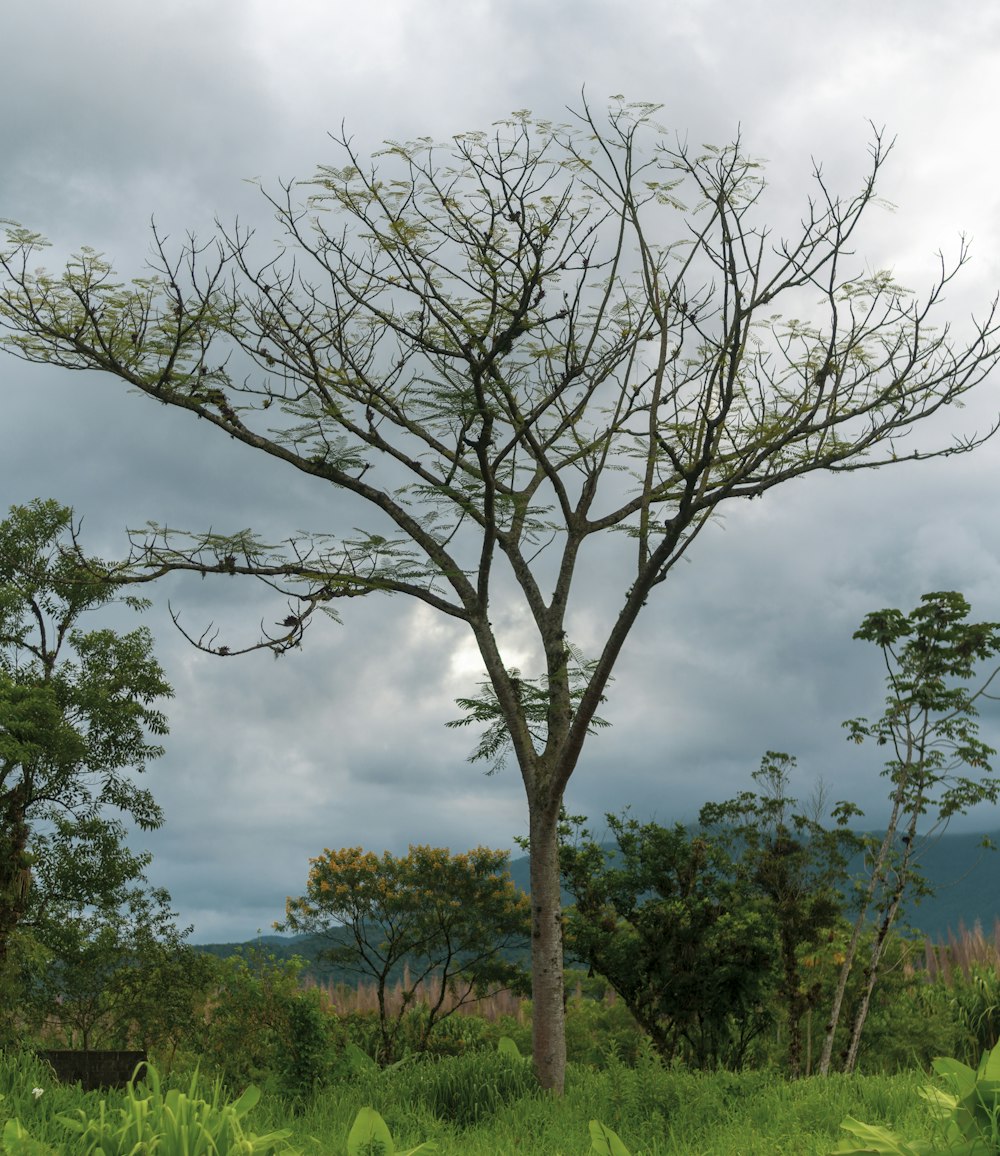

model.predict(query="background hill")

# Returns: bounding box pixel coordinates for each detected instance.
[192,828,1000,979]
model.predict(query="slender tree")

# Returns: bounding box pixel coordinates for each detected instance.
[2,101,999,1090]
[818,591,1000,1075]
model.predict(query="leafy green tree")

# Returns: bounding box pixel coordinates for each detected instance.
[818,591,1000,1075]
[279,844,530,1064]
[0,499,172,1016]
[189,945,342,1099]
[3,103,1000,1089]
[700,753,863,1077]
[23,883,210,1055]
[558,812,776,1069]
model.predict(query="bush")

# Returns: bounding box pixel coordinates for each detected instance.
[565,993,647,1068]
[188,947,343,1099]
[347,1050,539,1128]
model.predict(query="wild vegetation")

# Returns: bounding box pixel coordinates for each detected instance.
[4,934,1000,1154]
[2,508,1000,1147]
[0,500,174,1050]
[278,844,531,1065]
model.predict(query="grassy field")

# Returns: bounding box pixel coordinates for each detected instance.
[13,923,1000,1153]
[1,1045,939,1155]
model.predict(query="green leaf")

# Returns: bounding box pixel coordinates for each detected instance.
[348,1107,396,1156]
[589,1119,634,1156]
[497,1035,523,1059]
[343,1042,378,1072]
[230,1082,262,1118]
[933,1056,978,1091]
[979,1039,1000,1083]
[1,1118,60,1156]
[917,1084,959,1119]
[830,1116,928,1154]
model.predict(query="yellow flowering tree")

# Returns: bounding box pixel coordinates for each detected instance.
[279,844,530,1063]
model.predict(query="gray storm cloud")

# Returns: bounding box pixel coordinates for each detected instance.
[2,0,1000,940]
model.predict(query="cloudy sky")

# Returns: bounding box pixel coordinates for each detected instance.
[3,0,1000,943]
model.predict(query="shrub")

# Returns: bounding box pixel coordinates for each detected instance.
[355,1050,539,1128]
[189,947,343,1098]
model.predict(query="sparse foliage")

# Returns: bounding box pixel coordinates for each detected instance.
[819,591,1000,1075]
[2,100,999,1090]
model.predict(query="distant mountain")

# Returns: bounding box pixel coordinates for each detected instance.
[192,829,1000,978]
[879,829,1000,941]
[193,928,367,985]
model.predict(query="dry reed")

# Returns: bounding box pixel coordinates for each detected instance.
[300,966,529,1023]
[922,919,1000,983]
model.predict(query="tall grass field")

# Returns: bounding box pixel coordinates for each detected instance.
[0,1045,934,1155]
[6,921,1000,1154]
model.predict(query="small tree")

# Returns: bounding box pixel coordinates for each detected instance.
[818,591,1000,1075]
[25,883,204,1054]
[279,844,530,1064]
[3,102,1000,1090]
[558,812,776,1069]
[189,946,341,1098]
[700,753,863,1077]
[0,500,171,1009]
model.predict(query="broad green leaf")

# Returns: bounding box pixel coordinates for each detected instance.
[230,1083,262,1118]
[1,1118,60,1156]
[830,1116,928,1155]
[589,1119,633,1156]
[933,1056,978,1093]
[348,1107,395,1156]
[979,1040,1000,1083]
[343,1042,378,1072]
[917,1084,958,1119]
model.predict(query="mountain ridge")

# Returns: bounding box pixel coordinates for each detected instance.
[192,828,1000,973]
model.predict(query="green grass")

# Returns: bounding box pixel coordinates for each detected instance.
[0,1047,938,1155]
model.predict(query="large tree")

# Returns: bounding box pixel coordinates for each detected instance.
[0,499,171,1004]
[557,810,777,1071]
[1,101,998,1091]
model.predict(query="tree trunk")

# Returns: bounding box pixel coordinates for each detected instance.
[817,797,907,1075]
[782,946,805,1079]
[528,795,566,1094]
[841,903,897,1074]
[0,790,31,973]
[842,822,918,1073]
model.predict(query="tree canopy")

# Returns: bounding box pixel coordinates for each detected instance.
[280,843,530,1064]
[0,499,172,1007]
